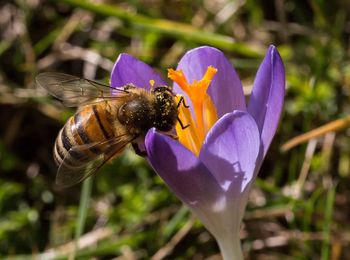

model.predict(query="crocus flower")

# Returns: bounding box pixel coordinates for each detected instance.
[111,45,285,259]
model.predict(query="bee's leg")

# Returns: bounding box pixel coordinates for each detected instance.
[176,96,190,129]
[132,143,147,157]
[177,117,190,130]
[177,96,190,108]
[164,133,179,140]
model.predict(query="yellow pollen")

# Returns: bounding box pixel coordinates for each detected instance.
[169,66,218,156]
[149,79,155,87]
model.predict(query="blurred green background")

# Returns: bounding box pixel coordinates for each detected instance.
[1,0,350,259]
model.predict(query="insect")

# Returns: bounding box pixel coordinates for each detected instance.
[36,72,188,188]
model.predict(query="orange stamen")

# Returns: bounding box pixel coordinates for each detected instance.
[169,66,218,155]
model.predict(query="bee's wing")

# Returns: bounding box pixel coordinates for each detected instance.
[56,134,137,188]
[36,72,130,107]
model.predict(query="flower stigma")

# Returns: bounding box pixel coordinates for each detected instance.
[168,66,218,156]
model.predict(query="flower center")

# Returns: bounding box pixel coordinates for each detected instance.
[168,66,218,156]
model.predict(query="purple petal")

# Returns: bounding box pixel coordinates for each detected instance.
[110,53,167,90]
[247,45,285,157]
[145,129,223,208]
[200,111,261,196]
[174,46,246,118]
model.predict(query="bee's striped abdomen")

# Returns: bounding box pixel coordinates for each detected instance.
[54,104,114,167]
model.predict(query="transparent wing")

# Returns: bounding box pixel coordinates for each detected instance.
[36,72,130,107]
[56,134,137,188]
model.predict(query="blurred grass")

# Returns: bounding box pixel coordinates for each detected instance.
[72,177,93,259]
[1,0,350,259]
[59,0,262,58]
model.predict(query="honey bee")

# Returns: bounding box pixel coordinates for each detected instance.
[36,72,187,188]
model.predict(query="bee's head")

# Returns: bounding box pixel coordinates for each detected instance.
[152,86,178,132]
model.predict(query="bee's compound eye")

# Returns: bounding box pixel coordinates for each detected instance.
[157,92,170,101]
[153,86,172,93]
